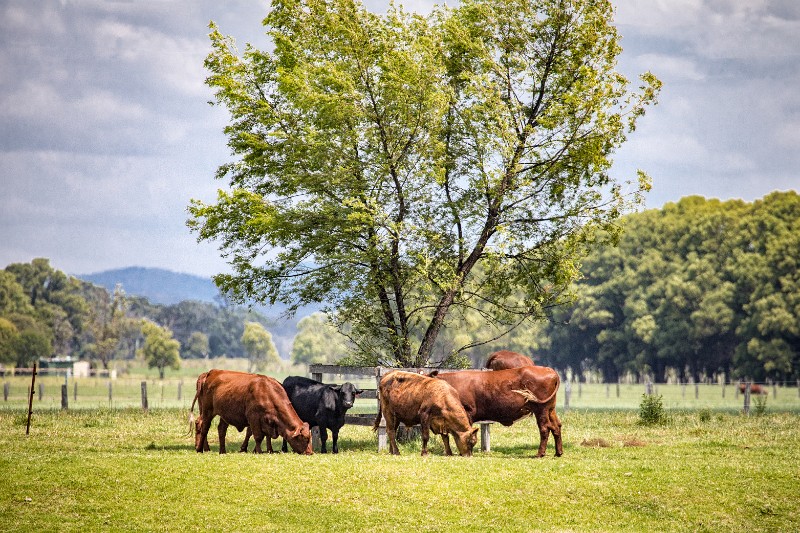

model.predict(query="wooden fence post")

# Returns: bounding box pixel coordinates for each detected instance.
[3,382,8,401]
[177,381,182,401]
[108,381,112,406]
[743,382,751,415]
[38,382,44,401]
[61,384,68,410]
[564,379,571,410]
[73,382,77,402]
[308,371,325,451]
[480,422,492,453]
[645,381,652,396]
[605,383,610,399]
[695,382,699,400]
[616,380,620,398]
[141,381,148,411]
[376,367,386,452]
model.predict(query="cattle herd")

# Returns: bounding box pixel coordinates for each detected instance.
[188,350,562,458]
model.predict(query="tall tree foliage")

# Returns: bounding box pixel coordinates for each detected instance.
[539,192,800,382]
[189,0,660,367]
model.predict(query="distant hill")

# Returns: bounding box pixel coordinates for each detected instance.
[78,267,221,306]
[77,266,324,320]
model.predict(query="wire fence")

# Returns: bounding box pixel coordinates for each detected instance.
[3,373,799,413]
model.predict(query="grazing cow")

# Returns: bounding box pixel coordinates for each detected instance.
[739,382,768,395]
[374,371,478,456]
[485,350,535,370]
[189,369,312,454]
[280,376,362,454]
[431,366,562,457]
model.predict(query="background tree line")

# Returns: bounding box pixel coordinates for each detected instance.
[533,191,800,383]
[0,258,279,374]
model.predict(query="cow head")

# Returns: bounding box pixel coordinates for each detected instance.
[286,422,313,455]
[454,426,479,457]
[330,382,363,410]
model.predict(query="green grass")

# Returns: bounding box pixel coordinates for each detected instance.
[1,408,798,532]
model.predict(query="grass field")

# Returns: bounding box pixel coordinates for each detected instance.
[1,406,798,532]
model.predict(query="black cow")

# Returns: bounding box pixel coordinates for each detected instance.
[280,376,362,454]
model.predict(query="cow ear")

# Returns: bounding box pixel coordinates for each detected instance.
[355,388,363,395]
[329,385,342,392]
[429,370,439,378]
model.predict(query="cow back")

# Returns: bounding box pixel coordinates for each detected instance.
[485,350,535,370]
[436,366,559,425]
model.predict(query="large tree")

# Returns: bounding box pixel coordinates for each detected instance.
[189,0,660,366]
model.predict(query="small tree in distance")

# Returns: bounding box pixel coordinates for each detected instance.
[138,320,181,379]
[241,321,280,372]
[291,312,348,365]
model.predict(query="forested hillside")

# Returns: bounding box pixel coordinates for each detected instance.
[535,191,800,383]
[0,258,280,370]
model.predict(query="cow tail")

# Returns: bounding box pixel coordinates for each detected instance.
[187,371,207,437]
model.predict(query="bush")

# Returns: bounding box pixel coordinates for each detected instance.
[753,394,768,416]
[698,408,712,422]
[638,393,667,425]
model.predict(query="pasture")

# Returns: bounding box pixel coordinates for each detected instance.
[2,407,798,532]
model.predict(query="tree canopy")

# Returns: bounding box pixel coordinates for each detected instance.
[535,192,800,383]
[189,0,660,367]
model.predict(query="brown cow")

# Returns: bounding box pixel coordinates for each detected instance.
[373,371,478,456]
[189,369,312,454]
[431,366,562,457]
[739,382,768,395]
[485,350,535,370]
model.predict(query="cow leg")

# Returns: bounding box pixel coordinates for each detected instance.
[196,415,212,453]
[239,427,252,452]
[419,415,431,456]
[550,408,563,457]
[384,411,400,455]
[281,438,288,453]
[217,419,229,454]
[320,427,328,454]
[250,427,264,454]
[441,433,454,456]
[331,427,340,454]
[534,408,550,458]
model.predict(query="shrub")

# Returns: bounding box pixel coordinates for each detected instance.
[698,408,712,422]
[638,393,667,425]
[753,394,768,416]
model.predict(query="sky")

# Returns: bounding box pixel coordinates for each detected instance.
[1,0,798,279]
